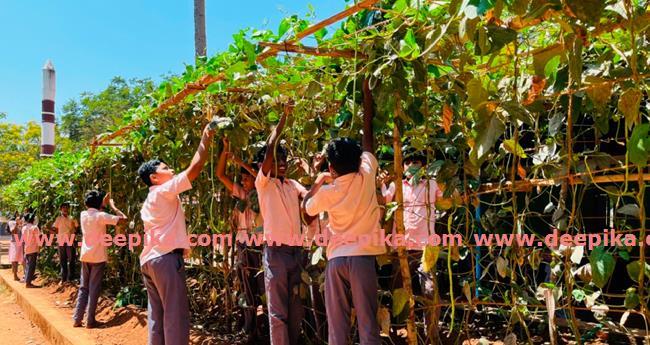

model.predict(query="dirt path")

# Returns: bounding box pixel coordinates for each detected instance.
[0,284,51,345]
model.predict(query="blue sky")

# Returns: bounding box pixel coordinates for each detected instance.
[0,0,344,124]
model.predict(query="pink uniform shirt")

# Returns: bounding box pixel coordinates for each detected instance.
[22,223,41,255]
[255,169,307,246]
[383,178,443,249]
[80,208,121,263]
[140,171,192,266]
[305,152,387,259]
[53,215,77,245]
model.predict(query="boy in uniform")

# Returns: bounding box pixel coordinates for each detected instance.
[303,108,385,345]
[137,123,216,345]
[255,103,309,345]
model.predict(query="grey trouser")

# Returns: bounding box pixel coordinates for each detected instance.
[325,256,382,345]
[73,262,105,323]
[59,244,76,282]
[24,253,38,285]
[263,245,303,345]
[141,251,190,345]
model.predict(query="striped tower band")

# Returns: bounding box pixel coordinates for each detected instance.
[41,60,56,156]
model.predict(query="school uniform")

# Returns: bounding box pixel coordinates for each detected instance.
[383,177,443,326]
[8,221,23,264]
[305,152,386,345]
[54,215,78,282]
[255,169,308,345]
[22,223,41,285]
[232,185,265,336]
[140,171,192,345]
[73,208,120,325]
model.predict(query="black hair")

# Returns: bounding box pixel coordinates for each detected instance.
[254,144,288,165]
[138,159,164,187]
[24,212,36,223]
[319,159,330,173]
[84,190,105,210]
[404,153,427,165]
[240,166,253,177]
[326,138,362,176]
[60,202,70,208]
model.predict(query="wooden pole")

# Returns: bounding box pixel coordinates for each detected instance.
[258,42,366,59]
[256,0,379,62]
[393,94,417,345]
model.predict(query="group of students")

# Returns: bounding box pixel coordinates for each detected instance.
[5,100,444,345]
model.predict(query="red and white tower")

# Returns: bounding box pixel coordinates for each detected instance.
[41,60,56,156]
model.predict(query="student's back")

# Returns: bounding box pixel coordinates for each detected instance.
[307,152,385,259]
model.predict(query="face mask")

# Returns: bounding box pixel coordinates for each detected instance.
[405,165,421,178]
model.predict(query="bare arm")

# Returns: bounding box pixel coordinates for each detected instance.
[186,124,216,182]
[109,199,128,226]
[302,173,332,212]
[362,78,375,153]
[229,154,258,177]
[216,137,236,194]
[260,102,292,175]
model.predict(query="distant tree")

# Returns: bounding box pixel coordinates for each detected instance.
[59,77,155,146]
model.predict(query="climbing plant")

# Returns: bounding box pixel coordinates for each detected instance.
[3,0,650,343]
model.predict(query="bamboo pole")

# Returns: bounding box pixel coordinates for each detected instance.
[258,42,367,59]
[256,0,379,62]
[392,95,417,345]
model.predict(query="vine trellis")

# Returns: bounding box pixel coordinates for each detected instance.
[4,0,650,344]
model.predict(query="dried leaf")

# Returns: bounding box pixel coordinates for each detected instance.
[496,256,508,278]
[442,103,453,134]
[517,163,527,179]
[523,76,546,105]
[377,307,391,336]
[619,88,642,130]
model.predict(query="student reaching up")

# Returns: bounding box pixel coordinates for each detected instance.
[255,101,310,345]
[137,122,216,345]
[303,97,386,345]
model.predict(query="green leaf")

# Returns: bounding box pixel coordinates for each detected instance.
[278,17,292,39]
[502,139,527,158]
[589,246,615,289]
[392,288,409,317]
[617,204,640,218]
[501,101,534,126]
[619,88,642,130]
[422,245,441,273]
[466,78,488,110]
[625,287,640,309]
[474,24,517,56]
[470,111,505,164]
[544,56,561,81]
[267,111,279,123]
[628,121,650,167]
[626,261,650,282]
[335,108,352,127]
[572,289,586,302]
[399,28,421,60]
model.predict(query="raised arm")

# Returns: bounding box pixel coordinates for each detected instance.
[260,102,292,175]
[103,193,128,225]
[186,123,217,182]
[216,137,236,193]
[362,78,375,153]
[230,154,258,177]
